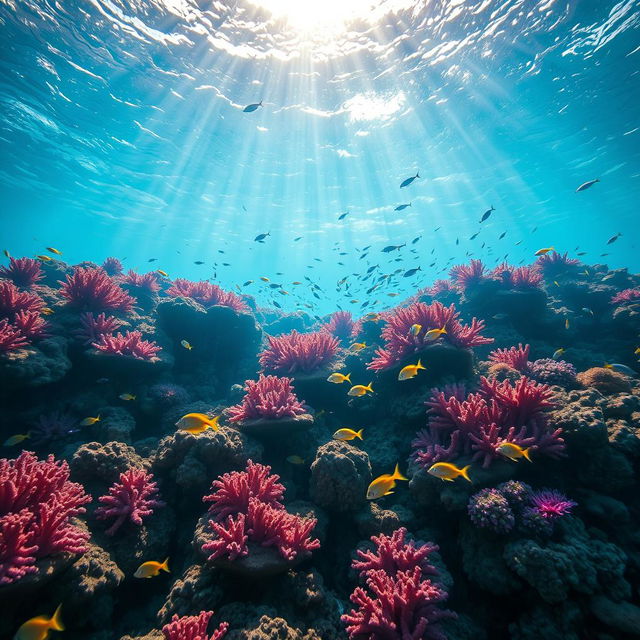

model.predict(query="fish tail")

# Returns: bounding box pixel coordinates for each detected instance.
[416,171,420,178]
[417,359,426,370]
[523,448,533,462]
[460,465,472,483]
[393,463,408,482]
[208,416,220,430]
[345,373,351,383]
[356,429,364,440]
[96,415,100,422]
[366,382,373,392]
[161,557,170,573]
[51,604,65,631]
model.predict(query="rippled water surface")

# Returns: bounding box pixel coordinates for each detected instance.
[1,0,638,312]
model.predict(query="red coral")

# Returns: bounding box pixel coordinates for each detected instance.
[611,288,640,306]
[94,469,164,536]
[167,278,247,312]
[534,251,579,275]
[0,319,28,352]
[0,257,44,288]
[92,330,161,361]
[102,257,123,276]
[59,267,135,312]
[0,280,45,319]
[368,301,493,371]
[13,311,49,340]
[122,270,160,294]
[226,375,306,423]
[427,279,457,298]
[488,344,530,372]
[204,513,249,561]
[0,452,90,585]
[75,311,123,345]
[162,611,228,640]
[203,460,285,521]
[449,259,486,290]
[322,311,357,342]
[259,330,340,374]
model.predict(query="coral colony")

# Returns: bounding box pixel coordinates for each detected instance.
[1,251,640,639]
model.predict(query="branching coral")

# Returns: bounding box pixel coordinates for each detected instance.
[259,330,340,374]
[102,257,124,276]
[450,259,487,290]
[95,468,165,536]
[491,264,542,289]
[13,310,49,340]
[226,375,306,423]
[368,301,492,371]
[167,278,247,312]
[59,267,134,312]
[322,311,357,342]
[0,280,45,319]
[122,270,161,294]
[0,318,28,352]
[162,610,228,640]
[92,330,161,361]
[75,311,123,345]
[0,257,44,288]
[534,251,579,275]
[488,344,530,372]
[610,288,640,306]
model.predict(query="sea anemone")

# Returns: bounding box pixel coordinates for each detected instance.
[0,257,44,288]
[528,489,576,520]
[59,267,134,312]
[450,259,487,290]
[259,330,340,375]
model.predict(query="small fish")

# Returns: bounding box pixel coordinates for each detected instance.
[497,442,532,462]
[36,255,52,261]
[400,172,419,188]
[394,203,411,211]
[398,358,426,381]
[156,269,168,277]
[3,432,30,447]
[3,249,9,257]
[333,428,363,441]
[582,307,594,316]
[635,347,640,356]
[243,101,263,113]
[480,205,495,222]
[194,260,205,265]
[176,413,220,434]
[607,232,621,245]
[134,557,170,579]
[366,463,408,500]
[242,280,254,286]
[327,372,352,384]
[294,236,302,242]
[286,455,305,465]
[403,267,421,278]
[499,232,506,239]
[41,307,54,315]
[604,363,637,376]
[180,340,193,350]
[46,247,62,255]
[348,342,366,353]
[348,382,374,397]
[338,211,349,220]
[80,416,100,426]
[552,348,565,360]
[534,247,554,256]
[409,323,422,336]
[582,270,590,276]
[427,462,471,483]
[254,232,270,242]
[119,393,136,401]
[553,281,560,287]
[14,604,64,640]
[565,318,570,329]
[382,244,405,253]
[147,258,157,262]
[260,276,270,282]
[576,178,599,192]
[424,327,447,341]
[602,273,616,281]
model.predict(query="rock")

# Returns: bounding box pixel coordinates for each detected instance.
[590,596,640,635]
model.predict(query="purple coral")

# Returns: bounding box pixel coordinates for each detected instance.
[75,311,123,345]
[611,288,640,306]
[92,330,161,361]
[0,257,44,288]
[94,468,164,536]
[322,311,357,343]
[491,264,542,289]
[496,480,532,507]
[102,257,124,276]
[0,318,28,352]
[528,489,576,520]
[368,301,492,371]
[30,411,80,446]
[162,611,228,640]
[259,330,340,375]
[527,358,577,388]
[167,278,247,313]
[0,451,90,585]
[488,344,530,372]
[226,375,306,423]
[467,488,515,534]
[59,266,135,312]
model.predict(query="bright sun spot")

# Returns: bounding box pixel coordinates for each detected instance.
[343,91,406,121]
[249,0,377,32]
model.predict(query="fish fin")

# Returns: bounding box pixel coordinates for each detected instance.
[417,359,426,370]
[523,448,532,462]
[96,415,100,422]
[51,604,65,631]
[208,416,220,430]
[345,373,351,383]
[393,463,408,482]
[460,465,472,483]
[443,477,454,482]
[384,490,394,496]
[366,382,373,392]
[604,363,611,369]
[356,429,364,440]
[161,557,170,573]
[416,172,420,178]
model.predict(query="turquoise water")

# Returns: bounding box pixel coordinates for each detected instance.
[1,0,638,314]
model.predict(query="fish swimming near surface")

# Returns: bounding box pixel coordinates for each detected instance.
[497,442,532,462]
[3,249,10,257]
[327,372,351,384]
[394,203,411,211]
[398,359,426,381]
[36,255,52,261]
[400,172,419,188]
[14,604,64,640]
[338,211,349,220]
[4,432,31,446]
[156,270,168,277]
[427,462,471,482]
[403,267,421,277]
[176,413,220,434]
[80,415,100,426]
[348,382,374,397]
[243,101,262,113]
[333,428,363,441]
[480,205,495,222]
[134,557,170,579]
[46,247,62,255]
[366,463,408,499]
[382,244,406,253]
[576,178,599,192]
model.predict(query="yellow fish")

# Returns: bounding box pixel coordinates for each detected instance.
[119,393,136,401]
[424,327,447,341]
[634,347,640,356]
[565,317,570,330]
[46,247,62,255]
[260,276,270,282]
[333,428,363,441]
[534,247,554,256]
[80,415,100,426]
[134,557,170,579]
[41,307,54,315]
[292,281,302,285]
[36,255,52,261]
[327,372,351,384]
[497,442,532,462]
[156,269,168,277]
[286,455,305,465]
[4,432,31,447]
[398,359,426,381]
[349,342,366,353]
[553,281,559,287]
[409,323,422,336]
[552,348,565,360]
[180,340,193,350]
[14,604,64,640]
[348,382,374,397]
[176,413,220,434]
[582,270,590,276]
[427,462,471,483]
[366,464,408,500]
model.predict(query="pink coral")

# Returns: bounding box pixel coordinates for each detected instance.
[0,257,44,288]
[611,288,640,306]
[94,469,164,536]
[488,344,530,372]
[203,460,285,521]
[534,251,579,275]
[449,259,486,290]
[0,319,28,352]
[226,375,307,423]
[13,310,49,340]
[122,270,161,294]
[259,330,340,374]
[204,513,249,561]
[528,489,576,520]
[102,257,123,276]
[92,330,161,361]
[0,280,45,319]
[162,611,228,640]
[368,301,493,371]
[59,267,135,312]
[491,264,542,289]
[167,279,247,313]
[0,451,90,585]
[427,279,457,298]
[322,311,357,342]
[75,311,123,345]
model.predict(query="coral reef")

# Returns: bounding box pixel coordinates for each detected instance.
[259,330,339,375]
[59,266,135,312]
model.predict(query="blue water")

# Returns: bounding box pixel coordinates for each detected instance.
[1,0,638,314]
